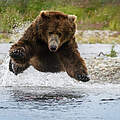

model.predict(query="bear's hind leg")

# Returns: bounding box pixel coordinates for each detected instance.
[9,59,29,75]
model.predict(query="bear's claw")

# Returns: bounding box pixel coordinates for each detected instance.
[9,59,14,73]
[10,47,25,59]
[76,74,90,82]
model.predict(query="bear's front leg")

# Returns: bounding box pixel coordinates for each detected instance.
[58,46,90,82]
[9,41,32,64]
[10,46,25,61]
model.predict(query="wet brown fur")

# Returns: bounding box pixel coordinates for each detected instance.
[9,11,89,81]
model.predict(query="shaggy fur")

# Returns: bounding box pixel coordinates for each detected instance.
[9,11,90,82]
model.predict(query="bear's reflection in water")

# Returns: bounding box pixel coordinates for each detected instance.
[12,86,85,102]
[0,86,120,120]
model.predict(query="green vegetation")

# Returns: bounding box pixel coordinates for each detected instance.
[0,0,120,33]
[0,0,120,43]
[0,8,24,32]
[99,44,117,57]
[106,45,117,57]
[98,44,117,57]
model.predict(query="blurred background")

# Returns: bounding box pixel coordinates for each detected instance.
[0,0,120,43]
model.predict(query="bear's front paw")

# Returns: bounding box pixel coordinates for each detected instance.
[75,74,90,82]
[10,47,25,60]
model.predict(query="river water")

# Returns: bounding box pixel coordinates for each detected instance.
[0,44,120,120]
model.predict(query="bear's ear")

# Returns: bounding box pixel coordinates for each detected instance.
[40,11,50,19]
[68,15,77,22]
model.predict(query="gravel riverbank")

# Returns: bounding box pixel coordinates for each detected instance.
[76,30,120,43]
[87,57,120,84]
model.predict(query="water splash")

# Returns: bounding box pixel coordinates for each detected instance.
[0,55,78,87]
[10,22,31,43]
[0,54,120,88]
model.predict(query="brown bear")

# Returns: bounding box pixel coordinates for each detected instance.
[9,11,90,82]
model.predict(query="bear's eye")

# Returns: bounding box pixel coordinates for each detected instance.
[57,32,62,37]
[49,32,53,35]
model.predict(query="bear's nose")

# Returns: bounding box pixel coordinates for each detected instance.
[50,45,57,52]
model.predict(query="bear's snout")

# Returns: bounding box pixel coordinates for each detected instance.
[49,45,57,52]
[48,34,60,52]
[49,41,58,52]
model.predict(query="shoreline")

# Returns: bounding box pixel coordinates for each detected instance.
[0,30,120,44]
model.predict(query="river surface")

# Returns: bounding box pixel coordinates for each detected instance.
[0,44,120,120]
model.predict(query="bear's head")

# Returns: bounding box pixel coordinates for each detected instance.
[36,11,77,52]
